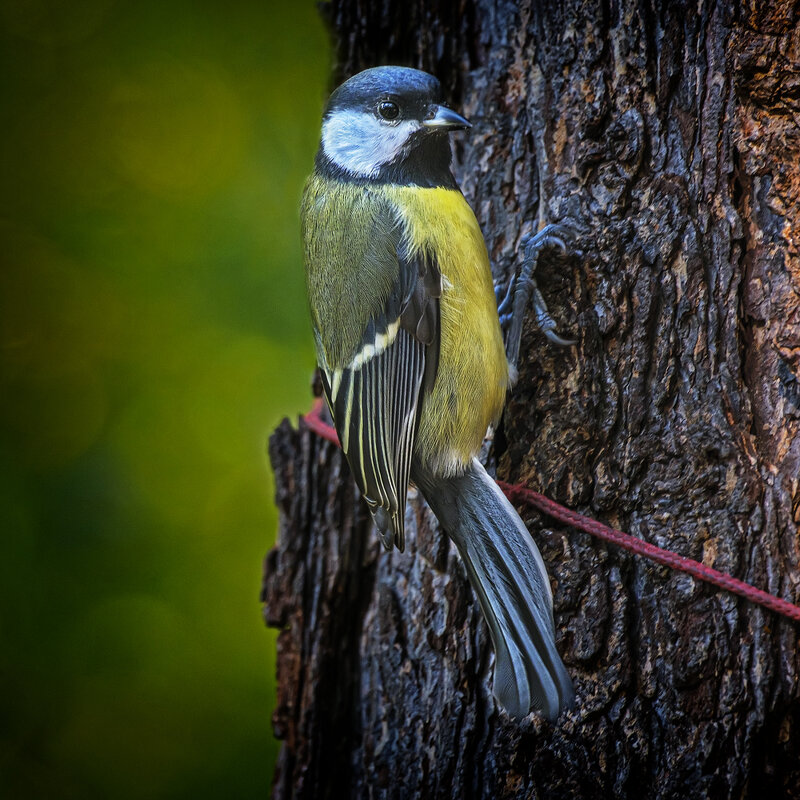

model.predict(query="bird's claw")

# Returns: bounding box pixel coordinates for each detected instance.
[520,223,573,263]
[539,315,577,347]
[532,284,577,348]
[504,222,577,371]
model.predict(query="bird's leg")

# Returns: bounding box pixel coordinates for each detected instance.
[495,273,516,325]
[503,223,576,376]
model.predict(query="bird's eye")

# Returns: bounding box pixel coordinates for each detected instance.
[378,101,400,121]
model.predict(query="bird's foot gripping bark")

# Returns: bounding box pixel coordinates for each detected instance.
[499,223,576,377]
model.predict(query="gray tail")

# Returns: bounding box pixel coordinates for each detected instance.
[414,458,574,721]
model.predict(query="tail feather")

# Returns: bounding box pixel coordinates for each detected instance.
[414,458,574,721]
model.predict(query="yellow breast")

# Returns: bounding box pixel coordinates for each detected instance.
[385,185,509,476]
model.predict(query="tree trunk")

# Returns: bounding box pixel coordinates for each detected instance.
[262,1,800,797]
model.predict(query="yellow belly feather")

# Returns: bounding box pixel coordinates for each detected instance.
[385,186,508,476]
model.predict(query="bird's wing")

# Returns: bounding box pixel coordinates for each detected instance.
[318,245,440,552]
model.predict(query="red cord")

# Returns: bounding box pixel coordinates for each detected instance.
[301,400,800,623]
[303,398,340,445]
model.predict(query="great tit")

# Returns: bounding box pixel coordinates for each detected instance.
[301,65,574,721]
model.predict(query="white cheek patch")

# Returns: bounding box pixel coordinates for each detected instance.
[322,110,419,178]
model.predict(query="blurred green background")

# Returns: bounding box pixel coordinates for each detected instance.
[0,0,329,796]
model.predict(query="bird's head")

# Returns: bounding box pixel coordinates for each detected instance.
[319,66,471,183]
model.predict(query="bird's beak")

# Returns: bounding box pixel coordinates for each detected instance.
[422,104,472,130]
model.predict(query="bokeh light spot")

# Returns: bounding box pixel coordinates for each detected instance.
[108,60,249,198]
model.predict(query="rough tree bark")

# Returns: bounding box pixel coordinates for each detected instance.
[262,1,800,797]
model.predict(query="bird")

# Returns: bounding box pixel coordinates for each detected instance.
[300,65,574,721]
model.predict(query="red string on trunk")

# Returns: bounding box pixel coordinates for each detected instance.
[301,399,800,623]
